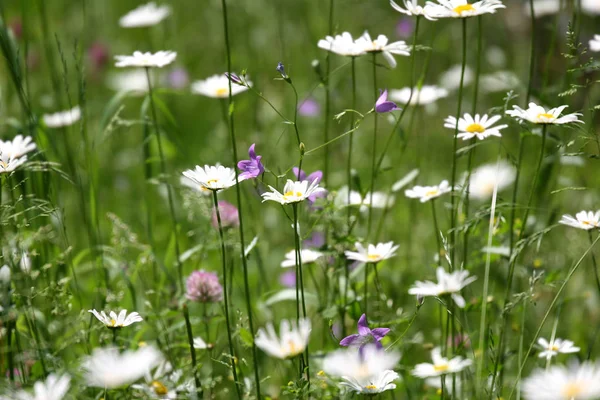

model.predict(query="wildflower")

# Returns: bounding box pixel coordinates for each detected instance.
[281,249,324,268]
[525,0,561,17]
[412,347,472,378]
[292,168,326,203]
[191,74,251,98]
[405,180,451,202]
[468,161,516,200]
[0,265,9,284]
[211,201,239,229]
[114,51,177,68]
[298,98,321,117]
[88,42,110,72]
[119,2,171,28]
[424,0,506,19]
[2,373,71,400]
[181,165,239,192]
[43,106,81,128]
[337,187,395,211]
[0,153,28,174]
[590,35,600,52]
[132,361,191,399]
[408,267,476,308]
[426,376,462,396]
[506,102,583,125]
[165,67,190,89]
[261,179,326,205]
[82,346,163,389]
[480,71,520,93]
[354,32,410,68]
[322,345,401,394]
[391,0,438,19]
[193,337,208,350]
[522,361,600,400]
[317,32,366,57]
[340,314,390,350]
[439,65,474,91]
[389,85,448,106]
[255,318,311,359]
[537,338,580,360]
[345,242,399,264]
[279,271,296,287]
[185,270,223,303]
[88,309,143,329]
[396,18,416,37]
[376,89,402,113]
[559,211,600,230]
[107,70,152,94]
[237,144,264,180]
[444,113,507,140]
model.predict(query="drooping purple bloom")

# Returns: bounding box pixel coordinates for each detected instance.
[225,72,243,85]
[237,144,264,179]
[279,270,296,288]
[211,200,239,229]
[375,89,401,113]
[339,314,390,350]
[276,62,288,79]
[292,167,327,204]
[298,97,321,117]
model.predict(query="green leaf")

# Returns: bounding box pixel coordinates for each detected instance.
[239,328,254,347]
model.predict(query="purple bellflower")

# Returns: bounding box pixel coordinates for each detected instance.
[375,89,401,113]
[339,314,390,350]
[237,144,264,179]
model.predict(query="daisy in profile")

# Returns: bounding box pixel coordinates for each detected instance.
[191,74,251,98]
[317,32,366,57]
[389,85,449,106]
[345,242,399,263]
[43,106,81,128]
[181,165,239,192]
[132,360,192,399]
[412,347,472,378]
[424,0,506,18]
[590,35,600,52]
[322,345,401,394]
[119,2,171,28]
[559,211,600,230]
[0,373,71,400]
[390,0,438,20]
[522,361,600,400]
[115,51,177,68]
[444,113,507,140]
[0,135,36,158]
[537,337,580,360]
[107,70,153,95]
[261,179,326,205]
[193,337,209,350]
[280,249,324,268]
[82,346,163,389]
[408,267,476,308]
[88,309,143,329]
[254,318,311,359]
[337,187,395,212]
[468,161,516,200]
[405,180,451,202]
[506,102,582,125]
[0,153,28,174]
[354,32,410,68]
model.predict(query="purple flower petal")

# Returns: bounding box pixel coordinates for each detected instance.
[237,144,264,179]
[375,89,401,113]
[340,334,360,347]
[357,314,371,336]
[248,143,257,159]
[306,170,323,184]
[371,327,391,341]
[292,167,307,181]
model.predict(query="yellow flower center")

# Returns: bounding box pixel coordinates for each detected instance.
[284,191,303,199]
[425,189,439,197]
[367,254,381,261]
[562,383,583,398]
[287,340,302,357]
[109,319,117,327]
[537,112,555,120]
[0,160,7,169]
[365,384,378,390]
[151,380,169,395]
[216,88,228,96]
[453,4,475,14]
[207,179,218,185]
[465,123,485,133]
[550,344,560,351]
[434,363,450,372]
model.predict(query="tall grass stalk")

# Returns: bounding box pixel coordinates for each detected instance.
[367,53,378,238]
[323,0,334,183]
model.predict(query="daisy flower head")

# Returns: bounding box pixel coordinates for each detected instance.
[191,73,251,98]
[444,113,507,140]
[469,161,516,200]
[424,0,506,18]
[261,179,326,205]
[181,165,239,192]
[506,102,582,125]
[254,318,311,359]
[280,249,324,268]
[405,180,451,202]
[115,51,177,68]
[537,337,580,360]
[119,2,171,28]
[522,361,600,400]
[412,347,472,378]
[3,373,71,400]
[389,85,449,106]
[317,32,366,57]
[590,35,600,52]
[43,106,81,128]
[354,32,410,68]
[345,241,399,263]
[0,135,36,158]
[88,309,143,329]
[0,153,28,174]
[408,266,477,308]
[193,337,208,350]
[132,361,191,400]
[559,211,600,230]
[391,0,438,20]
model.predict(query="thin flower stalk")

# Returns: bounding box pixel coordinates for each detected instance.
[431,199,443,266]
[347,56,357,229]
[292,203,310,383]
[323,0,335,184]
[183,304,203,396]
[367,52,378,238]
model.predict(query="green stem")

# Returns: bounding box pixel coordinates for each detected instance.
[588,231,600,299]
[347,56,357,229]
[183,304,203,397]
[292,203,310,384]
[526,0,536,104]
[323,0,334,183]
[431,200,442,266]
[367,52,378,238]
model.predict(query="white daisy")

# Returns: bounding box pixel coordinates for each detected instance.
[131,361,190,400]
[480,71,520,93]
[525,0,561,18]
[590,35,600,52]
[82,346,163,389]
[468,161,516,200]
[180,175,211,195]
[444,113,507,140]
[193,337,208,349]
[408,267,477,308]
[0,153,28,173]
[354,32,410,68]
[522,362,600,400]
[255,318,311,359]
[412,347,472,378]
[388,85,449,106]
[0,135,36,158]
[426,375,462,396]
[424,0,506,18]
[337,187,396,212]
[405,180,452,202]
[2,374,71,400]
[119,2,171,28]
[182,165,239,192]
[345,242,399,264]
[43,106,81,128]
[191,74,251,98]
[261,179,326,205]
[115,51,177,68]
[281,249,324,268]
[559,211,600,230]
[390,0,438,19]
[506,102,583,125]
[537,338,580,360]
[107,70,153,95]
[439,65,474,91]
[340,370,400,394]
[88,309,143,329]
[317,32,367,57]
[583,0,600,15]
